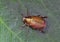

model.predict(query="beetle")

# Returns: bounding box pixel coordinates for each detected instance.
[21,9,47,33]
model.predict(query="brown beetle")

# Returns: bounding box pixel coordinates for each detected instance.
[21,9,47,33]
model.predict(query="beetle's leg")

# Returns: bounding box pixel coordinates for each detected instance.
[40,30,45,33]
[37,15,41,17]
[19,24,26,30]
[20,24,26,28]
[27,8,30,16]
[37,15,47,18]
[39,28,45,33]
[25,23,30,27]
[41,16,47,18]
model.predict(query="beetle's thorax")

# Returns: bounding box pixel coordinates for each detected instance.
[23,17,32,23]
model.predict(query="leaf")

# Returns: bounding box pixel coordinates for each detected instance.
[0,0,60,42]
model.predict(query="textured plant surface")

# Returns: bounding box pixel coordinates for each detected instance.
[0,0,60,42]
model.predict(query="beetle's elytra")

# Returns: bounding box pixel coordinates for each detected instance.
[21,9,47,33]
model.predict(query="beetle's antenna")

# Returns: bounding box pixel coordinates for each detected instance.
[27,8,30,16]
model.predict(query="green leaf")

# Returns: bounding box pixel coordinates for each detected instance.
[0,0,60,42]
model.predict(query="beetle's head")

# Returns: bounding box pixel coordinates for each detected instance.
[23,17,26,21]
[23,17,27,24]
